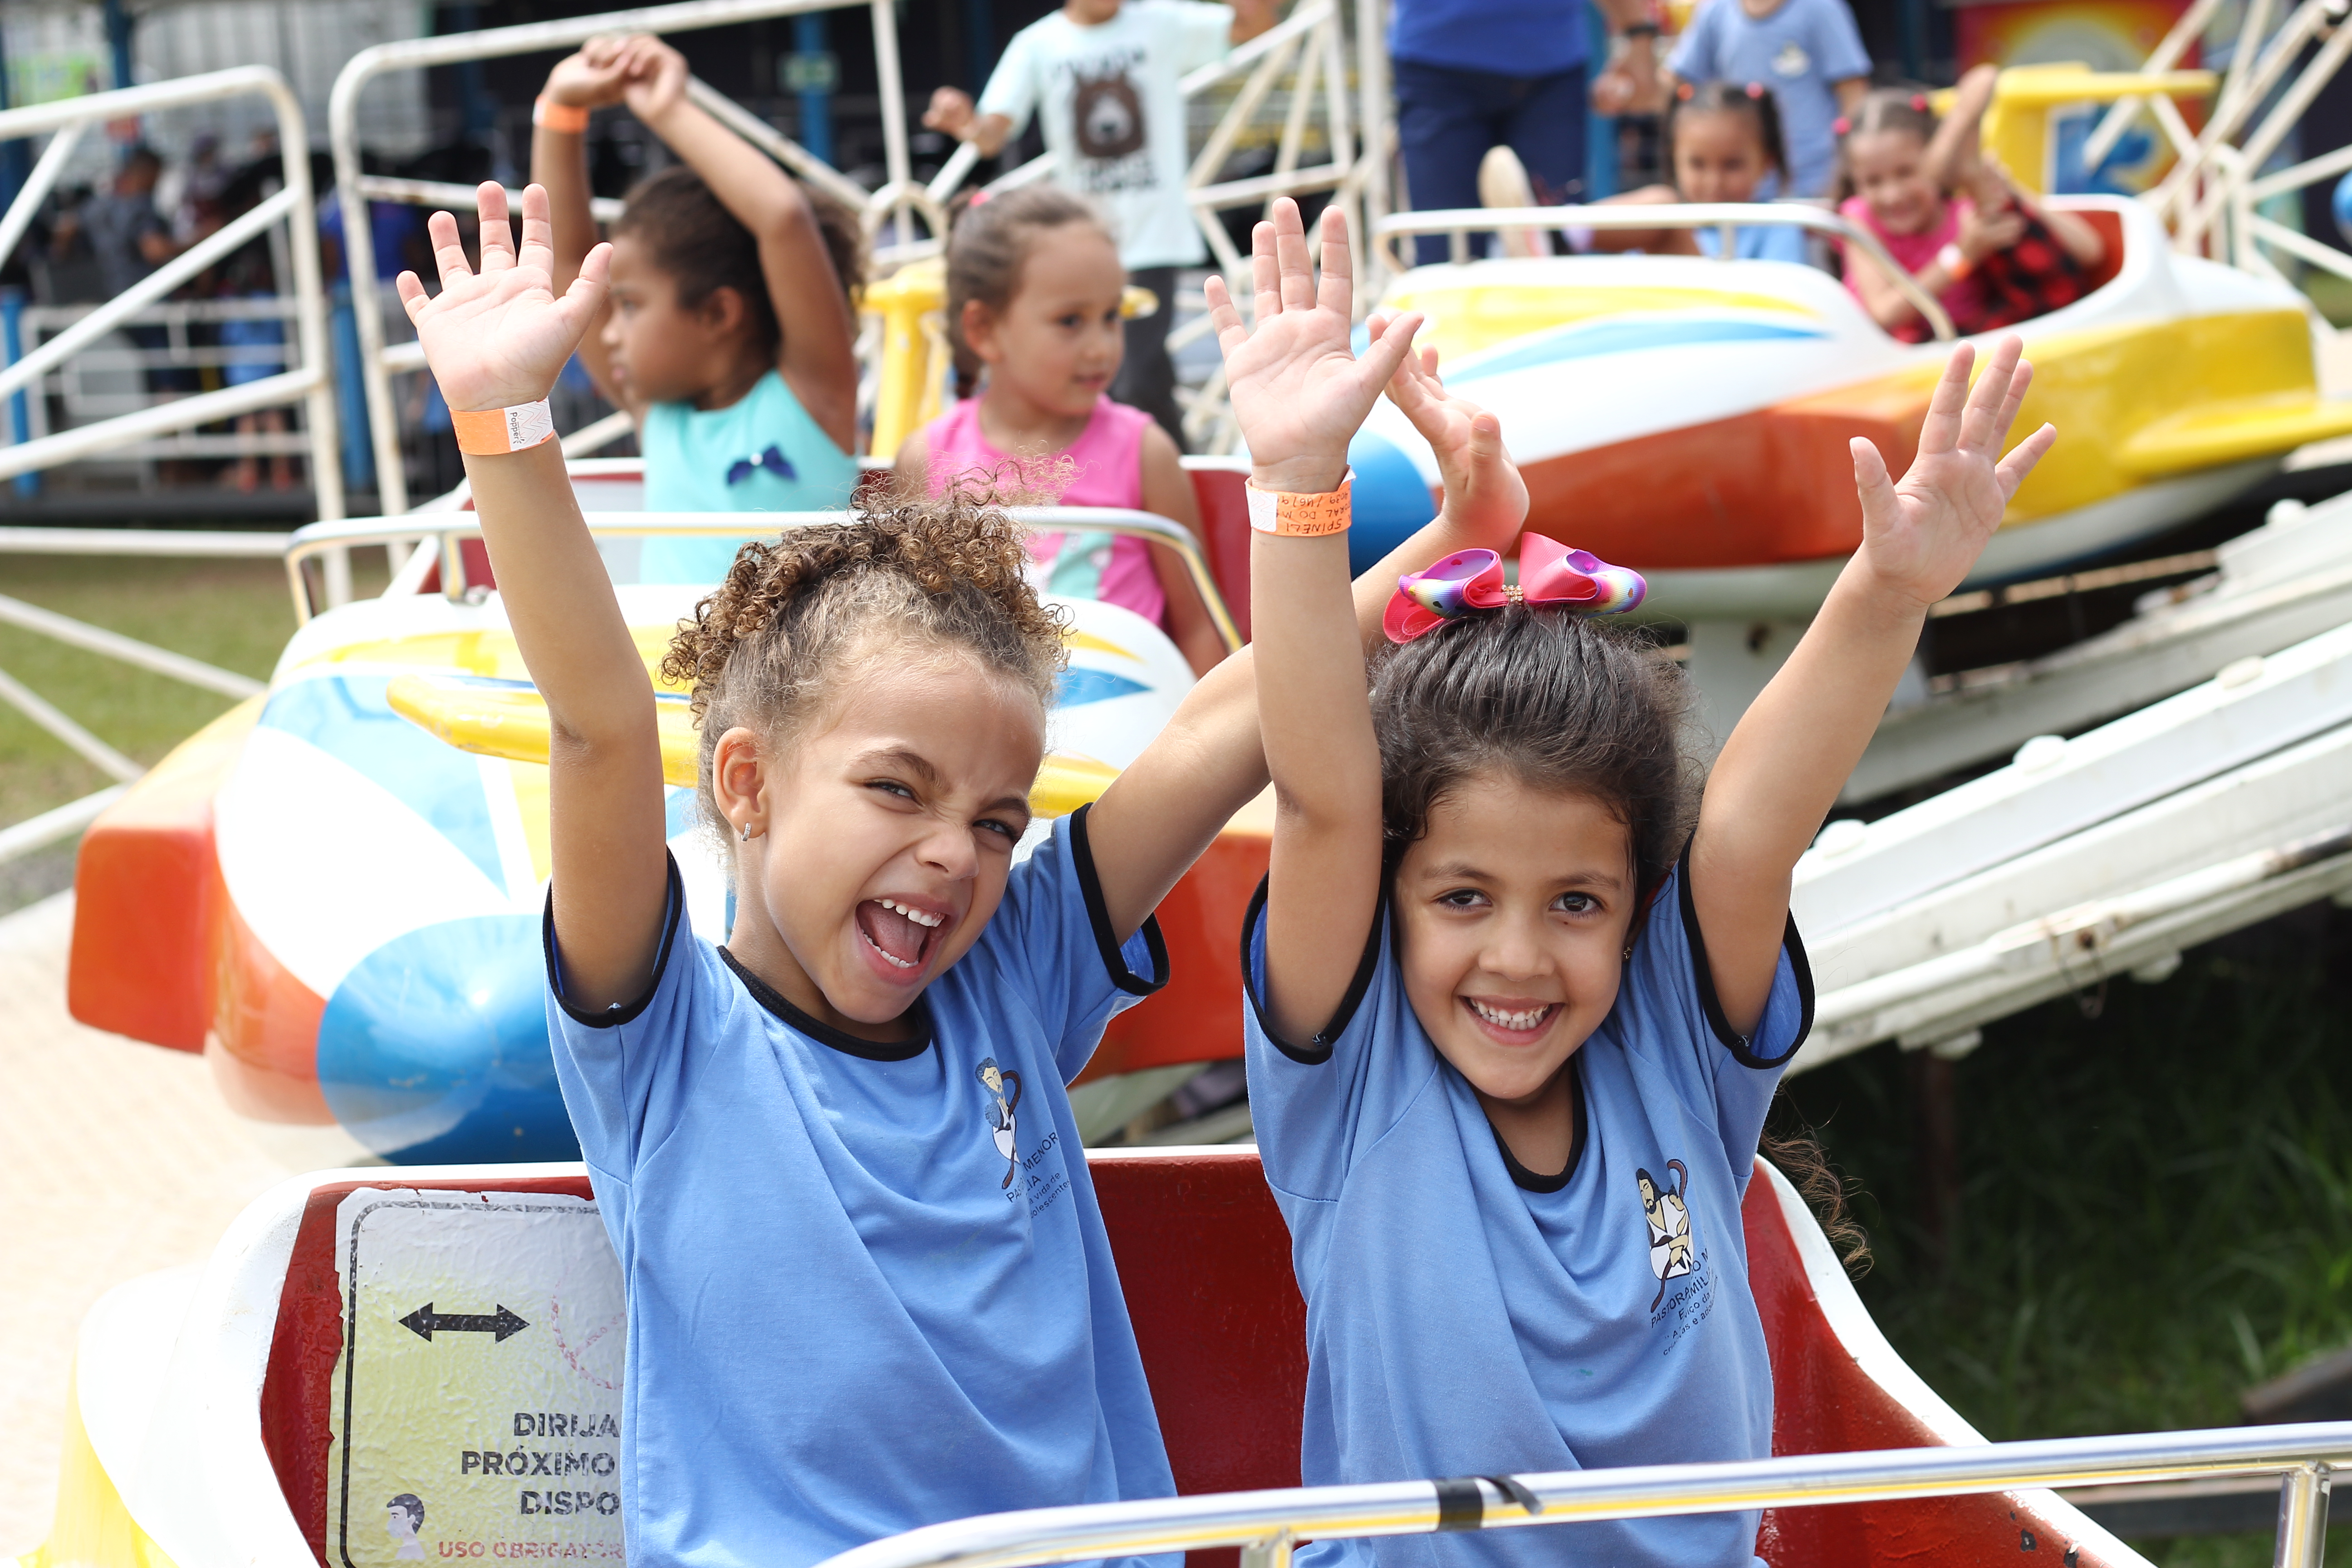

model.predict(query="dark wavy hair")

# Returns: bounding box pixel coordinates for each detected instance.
[1368,607,1697,897]
[1668,79,1788,181]
[612,164,865,360]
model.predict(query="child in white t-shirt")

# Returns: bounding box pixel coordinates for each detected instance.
[924,0,1273,447]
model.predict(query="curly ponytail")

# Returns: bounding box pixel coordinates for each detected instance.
[658,487,1068,851]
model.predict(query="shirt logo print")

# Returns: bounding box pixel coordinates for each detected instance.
[1073,66,1147,160]
[977,1058,1024,1188]
[1772,40,1812,78]
[726,444,797,486]
[1637,1160,1695,1310]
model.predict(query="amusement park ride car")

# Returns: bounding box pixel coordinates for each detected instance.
[22,2,2352,1564]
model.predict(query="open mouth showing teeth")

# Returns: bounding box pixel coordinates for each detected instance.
[1467,998,1558,1034]
[857,899,946,974]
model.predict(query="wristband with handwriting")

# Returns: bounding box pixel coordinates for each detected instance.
[1246,472,1353,536]
[534,96,591,133]
[451,400,558,456]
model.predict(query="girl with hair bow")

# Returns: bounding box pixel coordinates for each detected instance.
[1215,196,2055,1568]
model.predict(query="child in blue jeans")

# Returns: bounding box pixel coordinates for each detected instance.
[1214,197,2053,1568]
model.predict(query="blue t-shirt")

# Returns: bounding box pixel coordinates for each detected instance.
[1695,218,1812,263]
[638,368,861,583]
[1243,853,1814,1568]
[1668,0,1872,198]
[547,810,1177,1568]
[1389,0,1588,78]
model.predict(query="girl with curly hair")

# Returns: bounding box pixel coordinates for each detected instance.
[396,182,1515,1568]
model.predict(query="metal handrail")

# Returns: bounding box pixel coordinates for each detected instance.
[1374,204,1959,343]
[811,1424,2351,1568]
[0,67,343,524]
[281,506,1244,653]
[328,0,914,516]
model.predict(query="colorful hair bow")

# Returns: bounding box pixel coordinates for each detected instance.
[1382,534,1646,643]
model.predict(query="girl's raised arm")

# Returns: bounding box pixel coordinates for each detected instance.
[619,36,859,453]
[397,184,670,1010]
[1693,336,2053,1034]
[1224,204,1417,1044]
[532,39,636,415]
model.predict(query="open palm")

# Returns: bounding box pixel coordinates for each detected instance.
[1204,200,1421,490]
[1382,334,1527,548]
[394,182,610,415]
[1852,335,2055,609]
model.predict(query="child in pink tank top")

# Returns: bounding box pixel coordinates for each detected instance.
[893,186,1226,676]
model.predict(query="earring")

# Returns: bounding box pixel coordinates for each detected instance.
[738,819,752,841]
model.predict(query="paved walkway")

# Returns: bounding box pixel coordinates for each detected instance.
[0,893,286,1557]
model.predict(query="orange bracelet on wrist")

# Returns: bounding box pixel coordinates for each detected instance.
[450,400,557,456]
[1936,242,1972,280]
[1246,472,1354,537]
[533,95,590,133]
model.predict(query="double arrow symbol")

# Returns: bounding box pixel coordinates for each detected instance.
[400,1303,530,1343]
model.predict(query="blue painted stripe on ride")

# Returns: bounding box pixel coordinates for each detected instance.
[1449,317,1824,382]
[256,673,505,889]
[1058,667,1151,706]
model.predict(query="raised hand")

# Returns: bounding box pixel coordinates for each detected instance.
[394,183,611,415]
[1378,326,1527,549]
[1850,335,2054,609]
[543,37,632,110]
[1204,198,1421,494]
[618,35,689,124]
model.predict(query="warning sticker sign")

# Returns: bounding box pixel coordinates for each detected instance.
[329,1189,627,1568]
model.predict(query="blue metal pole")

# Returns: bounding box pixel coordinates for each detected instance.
[330,280,375,491]
[103,0,136,95]
[1,286,38,498]
[794,13,834,167]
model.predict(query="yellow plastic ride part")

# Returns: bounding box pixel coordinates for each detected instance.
[19,1363,177,1568]
[1951,63,2217,196]
[385,674,1125,818]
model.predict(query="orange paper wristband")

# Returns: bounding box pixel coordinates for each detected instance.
[533,95,591,133]
[1246,472,1354,537]
[450,401,558,456]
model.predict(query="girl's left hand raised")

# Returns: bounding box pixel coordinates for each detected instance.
[395,183,611,414]
[1851,335,2054,611]
[1205,198,1422,495]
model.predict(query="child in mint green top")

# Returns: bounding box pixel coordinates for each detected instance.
[534,33,865,582]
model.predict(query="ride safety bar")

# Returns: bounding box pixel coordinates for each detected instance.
[281,506,1243,654]
[1373,203,1958,342]
[809,1423,2352,1568]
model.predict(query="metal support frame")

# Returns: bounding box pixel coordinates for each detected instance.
[1374,205,1958,340]
[0,68,342,520]
[280,507,1243,652]
[804,1424,2352,1568]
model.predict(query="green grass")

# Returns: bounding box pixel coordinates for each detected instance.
[0,549,387,912]
[1781,917,2352,1566]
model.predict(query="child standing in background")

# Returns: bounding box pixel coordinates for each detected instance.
[1666,0,1872,197]
[922,0,1276,451]
[895,186,1227,677]
[534,33,865,583]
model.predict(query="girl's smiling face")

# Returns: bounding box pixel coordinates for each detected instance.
[1846,127,1945,236]
[1392,774,1641,1111]
[1672,108,1774,204]
[714,647,1046,1037]
[962,220,1127,420]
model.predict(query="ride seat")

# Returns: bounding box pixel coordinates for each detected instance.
[254,1152,2135,1568]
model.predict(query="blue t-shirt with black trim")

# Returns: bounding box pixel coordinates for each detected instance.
[1243,850,1814,1568]
[546,809,1177,1568]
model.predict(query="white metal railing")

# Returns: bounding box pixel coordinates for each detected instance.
[0,68,343,523]
[809,1424,2351,1568]
[2080,0,2352,286]
[1375,205,1960,342]
[280,506,1244,652]
[329,0,1387,505]
[9,299,313,463]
